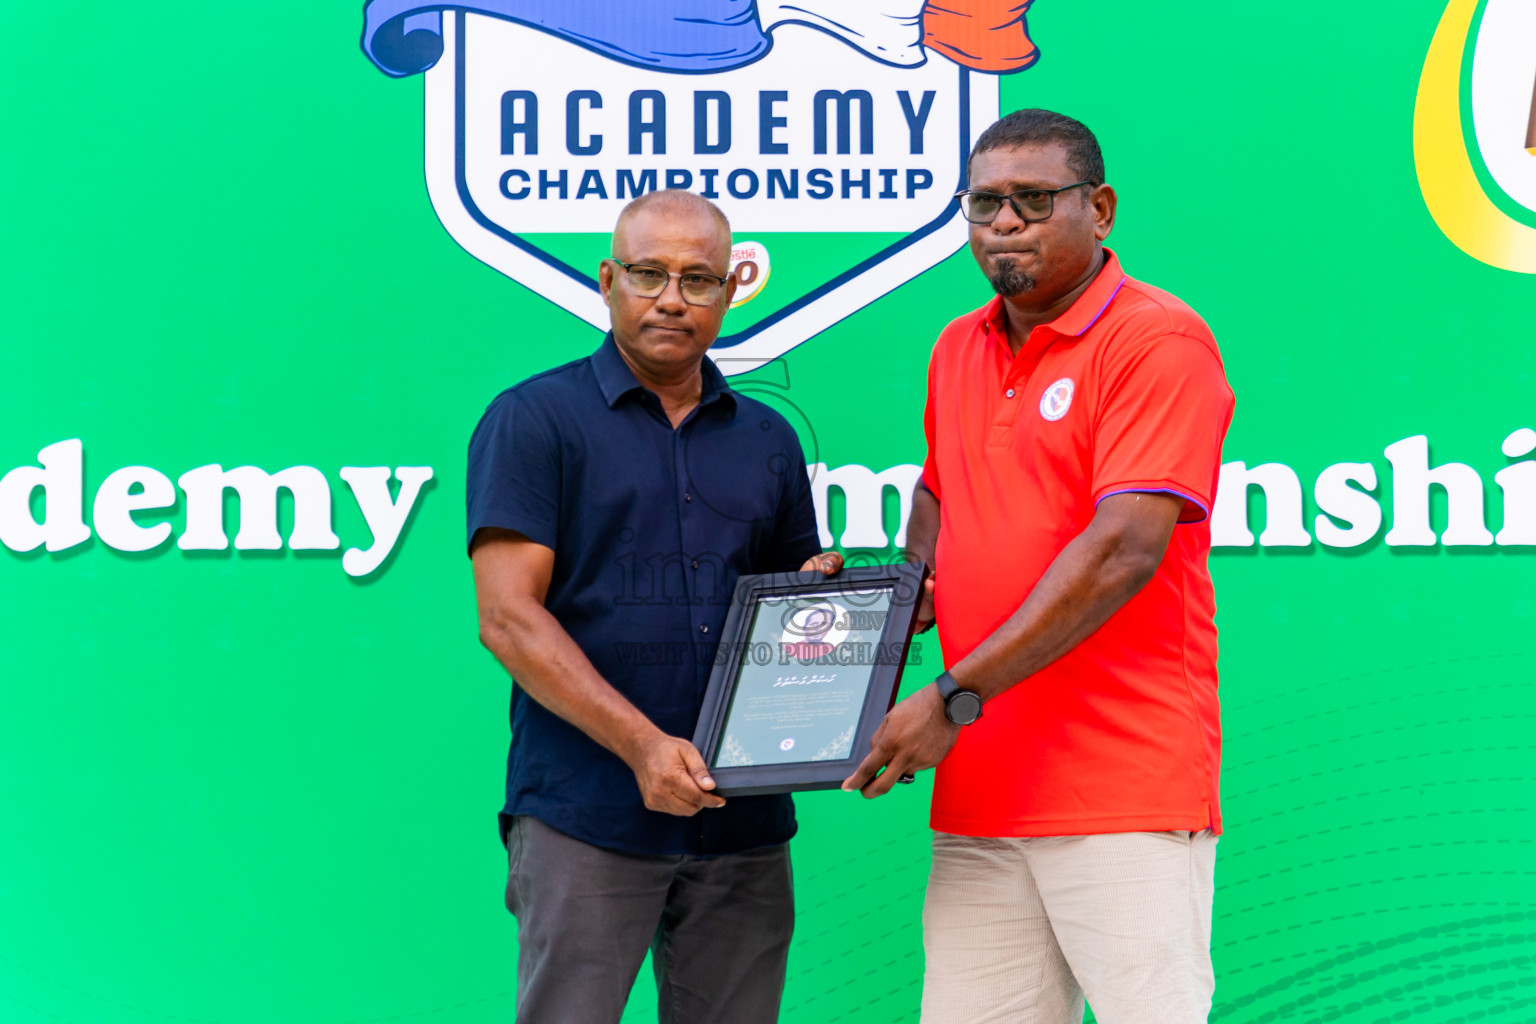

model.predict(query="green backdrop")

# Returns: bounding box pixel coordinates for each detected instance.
[3,3,1534,1022]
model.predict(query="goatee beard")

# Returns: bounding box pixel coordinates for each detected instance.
[987,262,1036,297]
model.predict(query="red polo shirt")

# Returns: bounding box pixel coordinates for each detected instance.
[922,248,1235,837]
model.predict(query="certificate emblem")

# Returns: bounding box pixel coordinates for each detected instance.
[781,600,850,660]
[360,1,1046,372]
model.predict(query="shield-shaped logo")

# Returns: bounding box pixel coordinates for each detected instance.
[362,1,1040,372]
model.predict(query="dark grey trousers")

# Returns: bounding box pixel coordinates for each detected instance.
[504,815,795,1024]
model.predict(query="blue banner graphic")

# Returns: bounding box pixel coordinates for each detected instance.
[361,1,771,77]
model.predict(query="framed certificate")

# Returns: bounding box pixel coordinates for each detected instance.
[691,562,930,797]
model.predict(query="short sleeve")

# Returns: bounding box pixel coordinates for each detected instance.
[765,447,823,571]
[465,390,562,554]
[1091,333,1234,524]
[920,347,942,501]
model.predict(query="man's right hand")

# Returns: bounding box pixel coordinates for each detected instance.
[627,731,727,816]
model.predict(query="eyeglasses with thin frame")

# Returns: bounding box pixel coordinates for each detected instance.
[954,181,1095,225]
[609,259,731,306]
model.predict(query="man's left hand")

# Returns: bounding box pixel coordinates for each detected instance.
[800,552,844,575]
[841,684,960,798]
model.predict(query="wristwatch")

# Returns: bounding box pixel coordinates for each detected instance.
[935,671,983,725]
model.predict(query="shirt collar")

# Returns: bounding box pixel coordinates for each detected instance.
[978,246,1128,341]
[591,332,734,412]
[1049,247,1127,337]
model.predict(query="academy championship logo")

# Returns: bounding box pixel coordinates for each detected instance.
[362,1,1038,371]
[1414,0,1536,273]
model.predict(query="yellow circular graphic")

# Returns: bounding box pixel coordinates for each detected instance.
[728,240,771,308]
[1414,0,1536,272]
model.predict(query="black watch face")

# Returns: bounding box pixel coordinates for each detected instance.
[946,691,983,725]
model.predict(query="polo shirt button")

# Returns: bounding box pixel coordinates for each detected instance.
[699,624,709,634]
[684,492,693,502]
[1005,388,1015,398]
[691,560,699,569]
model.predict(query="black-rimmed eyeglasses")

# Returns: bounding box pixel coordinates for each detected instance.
[609,259,731,306]
[954,182,1095,224]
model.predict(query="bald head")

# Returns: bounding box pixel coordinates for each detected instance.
[612,189,731,265]
[600,188,738,381]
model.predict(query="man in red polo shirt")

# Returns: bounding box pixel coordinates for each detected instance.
[844,109,1235,1022]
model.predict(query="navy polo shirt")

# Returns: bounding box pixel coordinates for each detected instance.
[466,334,823,856]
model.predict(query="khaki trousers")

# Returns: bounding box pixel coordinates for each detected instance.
[921,830,1217,1024]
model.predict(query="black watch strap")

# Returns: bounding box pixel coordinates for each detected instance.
[936,671,983,725]
[935,670,960,701]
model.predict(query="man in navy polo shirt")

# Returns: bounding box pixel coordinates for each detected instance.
[467,190,839,1024]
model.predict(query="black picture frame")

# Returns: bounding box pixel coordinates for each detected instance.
[691,562,930,797]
